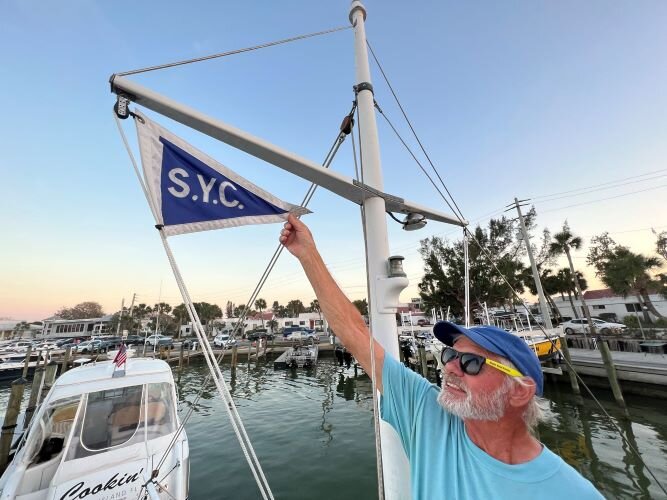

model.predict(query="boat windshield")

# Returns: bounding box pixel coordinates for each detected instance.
[64,382,176,461]
[24,396,82,467]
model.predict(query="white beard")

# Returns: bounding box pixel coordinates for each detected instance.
[438,374,513,421]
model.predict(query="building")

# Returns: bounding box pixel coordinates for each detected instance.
[552,288,667,323]
[41,315,114,338]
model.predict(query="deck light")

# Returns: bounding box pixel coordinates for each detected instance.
[402,213,426,231]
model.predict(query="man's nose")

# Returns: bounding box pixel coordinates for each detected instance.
[443,356,463,377]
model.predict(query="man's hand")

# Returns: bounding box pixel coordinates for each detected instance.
[279,213,316,260]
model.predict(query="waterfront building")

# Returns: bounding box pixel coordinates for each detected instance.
[41,315,113,338]
[553,288,667,323]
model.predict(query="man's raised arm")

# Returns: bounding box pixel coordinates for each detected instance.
[279,214,385,393]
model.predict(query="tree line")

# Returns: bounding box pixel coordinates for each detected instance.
[418,210,666,323]
[52,297,362,336]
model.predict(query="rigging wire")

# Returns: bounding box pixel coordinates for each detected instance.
[366,43,667,496]
[115,26,351,76]
[143,102,358,478]
[114,113,274,500]
[366,40,466,224]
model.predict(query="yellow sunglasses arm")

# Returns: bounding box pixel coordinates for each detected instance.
[485,358,524,378]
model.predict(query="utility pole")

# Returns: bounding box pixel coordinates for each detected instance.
[115,298,125,336]
[128,293,137,333]
[511,198,553,329]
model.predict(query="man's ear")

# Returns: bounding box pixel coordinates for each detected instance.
[508,378,536,408]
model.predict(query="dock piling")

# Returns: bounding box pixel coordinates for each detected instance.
[418,345,428,378]
[0,378,27,473]
[559,339,581,395]
[60,347,72,375]
[24,367,44,427]
[598,338,628,414]
[231,344,238,371]
[21,346,32,379]
[42,363,58,399]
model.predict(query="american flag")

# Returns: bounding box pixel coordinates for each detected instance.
[113,343,127,368]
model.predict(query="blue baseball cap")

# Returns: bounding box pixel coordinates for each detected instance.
[433,321,544,396]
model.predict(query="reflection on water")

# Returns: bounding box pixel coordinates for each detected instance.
[539,383,667,499]
[2,358,665,499]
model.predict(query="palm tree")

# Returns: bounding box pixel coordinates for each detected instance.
[254,298,267,327]
[598,248,664,320]
[550,223,596,334]
[529,268,564,323]
[556,268,588,319]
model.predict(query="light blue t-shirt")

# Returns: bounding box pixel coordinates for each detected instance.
[380,356,603,499]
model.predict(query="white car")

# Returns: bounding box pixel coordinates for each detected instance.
[213,333,236,348]
[145,334,174,346]
[561,318,627,335]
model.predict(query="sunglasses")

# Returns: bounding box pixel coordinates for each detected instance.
[440,346,523,378]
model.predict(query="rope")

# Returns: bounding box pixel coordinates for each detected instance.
[116,26,351,77]
[157,103,356,461]
[114,113,273,500]
[365,46,667,496]
[352,97,386,500]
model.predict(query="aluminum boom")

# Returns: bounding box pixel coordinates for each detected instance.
[109,75,466,228]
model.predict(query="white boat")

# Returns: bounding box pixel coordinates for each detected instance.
[0,358,189,500]
[0,352,50,382]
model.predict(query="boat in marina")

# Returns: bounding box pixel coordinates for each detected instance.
[0,358,188,499]
[0,352,50,382]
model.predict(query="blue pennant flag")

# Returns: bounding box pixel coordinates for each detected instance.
[135,111,310,236]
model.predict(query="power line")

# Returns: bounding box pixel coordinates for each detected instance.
[539,184,667,214]
[530,168,667,201]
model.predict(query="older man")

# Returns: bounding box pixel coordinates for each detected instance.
[279,214,602,499]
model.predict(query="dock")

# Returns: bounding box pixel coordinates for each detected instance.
[564,348,667,392]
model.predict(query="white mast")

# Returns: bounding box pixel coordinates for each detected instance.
[349,2,411,498]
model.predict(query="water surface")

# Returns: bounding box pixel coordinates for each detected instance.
[2,358,665,499]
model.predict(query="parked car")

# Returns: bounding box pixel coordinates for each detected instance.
[561,318,627,335]
[75,340,103,354]
[95,336,123,350]
[145,334,174,347]
[283,329,317,340]
[213,333,236,348]
[55,338,76,347]
[417,319,431,327]
[247,330,274,341]
[124,335,145,346]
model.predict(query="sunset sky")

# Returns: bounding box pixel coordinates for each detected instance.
[1,0,665,321]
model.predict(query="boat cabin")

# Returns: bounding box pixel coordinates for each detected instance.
[0,358,189,500]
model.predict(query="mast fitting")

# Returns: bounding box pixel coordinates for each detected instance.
[353,82,374,95]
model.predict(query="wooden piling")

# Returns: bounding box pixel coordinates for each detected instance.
[179,343,184,373]
[42,363,58,400]
[21,346,32,379]
[231,344,238,371]
[24,367,44,427]
[418,345,428,378]
[559,339,580,395]
[598,339,628,413]
[0,377,27,473]
[61,347,72,375]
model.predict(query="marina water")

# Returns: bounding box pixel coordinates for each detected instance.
[2,358,665,499]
